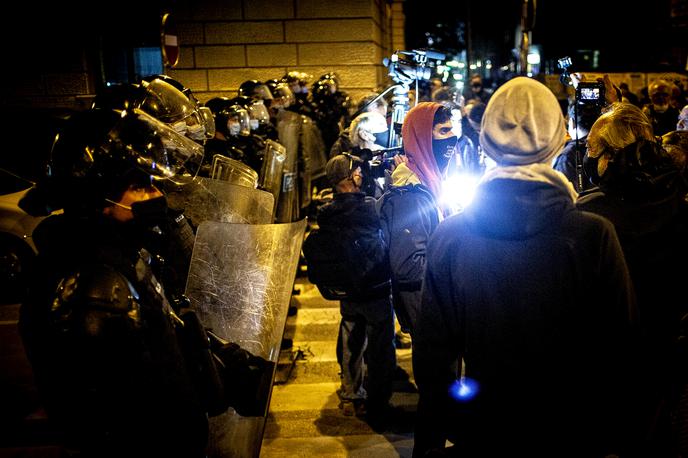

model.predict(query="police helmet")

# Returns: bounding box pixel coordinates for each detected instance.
[238,80,274,101]
[23,108,204,216]
[229,96,271,131]
[205,97,251,138]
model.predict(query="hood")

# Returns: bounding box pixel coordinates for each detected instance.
[480,77,566,166]
[401,102,444,198]
[390,162,422,187]
[464,179,576,240]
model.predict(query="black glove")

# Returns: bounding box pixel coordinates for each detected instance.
[207,330,275,417]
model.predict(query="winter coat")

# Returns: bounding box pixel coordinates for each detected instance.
[577,140,688,454]
[413,177,641,458]
[377,163,440,335]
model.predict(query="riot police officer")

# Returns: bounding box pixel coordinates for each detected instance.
[18,107,270,457]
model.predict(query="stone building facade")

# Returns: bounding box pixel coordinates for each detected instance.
[3,0,405,110]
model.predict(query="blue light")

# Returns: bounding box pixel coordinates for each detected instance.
[449,377,479,402]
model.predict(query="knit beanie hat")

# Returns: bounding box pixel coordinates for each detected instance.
[480,77,566,165]
[326,153,361,187]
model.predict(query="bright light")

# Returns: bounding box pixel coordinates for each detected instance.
[452,73,460,80]
[441,172,480,214]
[469,64,477,70]
[457,62,466,69]
[448,377,479,402]
[527,53,540,65]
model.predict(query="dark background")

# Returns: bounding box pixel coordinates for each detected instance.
[403,0,686,73]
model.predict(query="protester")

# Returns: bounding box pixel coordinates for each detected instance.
[553,101,602,192]
[377,103,456,338]
[412,77,641,458]
[316,154,396,428]
[643,79,680,136]
[578,102,688,457]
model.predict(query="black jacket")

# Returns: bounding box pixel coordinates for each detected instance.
[413,178,640,457]
[20,214,208,457]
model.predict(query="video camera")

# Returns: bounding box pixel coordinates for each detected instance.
[360,147,404,179]
[576,81,605,108]
[383,49,446,85]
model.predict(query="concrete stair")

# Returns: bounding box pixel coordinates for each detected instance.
[261,279,418,457]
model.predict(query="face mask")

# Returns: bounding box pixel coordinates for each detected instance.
[171,121,187,134]
[249,119,260,131]
[130,195,169,227]
[228,122,241,137]
[432,136,458,172]
[373,130,389,148]
[652,102,669,114]
[186,123,205,141]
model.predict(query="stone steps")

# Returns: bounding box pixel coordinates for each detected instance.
[261,279,418,457]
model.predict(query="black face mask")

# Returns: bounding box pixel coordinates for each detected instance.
[432,136,458,173]
[130,195,169,228]
[373,130,390,148]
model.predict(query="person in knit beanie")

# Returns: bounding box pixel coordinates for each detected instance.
[412,76,642,458]
[479,76,567,166]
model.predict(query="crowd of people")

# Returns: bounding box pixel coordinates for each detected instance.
[15,63,688,457]
[312,71,688,458]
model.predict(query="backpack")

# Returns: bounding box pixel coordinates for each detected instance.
[302,225,391,301]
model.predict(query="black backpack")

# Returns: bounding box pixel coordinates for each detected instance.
[302,226,391,301]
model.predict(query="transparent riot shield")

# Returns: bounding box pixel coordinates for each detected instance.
[274,110,301,223]
[211,154,259,189]
[184,219,307,458]
[258,140,286,219]
[166,177,274,225]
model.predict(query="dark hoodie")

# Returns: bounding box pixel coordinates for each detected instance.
[413,177,641,457]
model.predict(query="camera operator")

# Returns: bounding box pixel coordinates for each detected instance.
[344,112,390,198]
[553,101,602,193]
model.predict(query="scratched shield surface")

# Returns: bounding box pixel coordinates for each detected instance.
[166,177,274,225]
[185,219,306,457]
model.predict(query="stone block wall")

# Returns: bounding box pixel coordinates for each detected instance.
[1,0,404,111]
[169,0,404,105]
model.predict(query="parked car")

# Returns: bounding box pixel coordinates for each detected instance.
[0,108,73,304]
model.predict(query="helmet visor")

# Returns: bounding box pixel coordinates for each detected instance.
[139,79,198,125]
[198,106,216,139]
[248,100,270,125]
[106,109,204,185]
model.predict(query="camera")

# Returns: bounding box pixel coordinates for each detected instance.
[576,81,605,107]
[383,49,446,85]
[366,147,403,179]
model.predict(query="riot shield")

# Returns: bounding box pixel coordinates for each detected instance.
[258,140,286,219]
[166,177,274,225]
[185,219,307,458]
[211,154,259,189]
[274,110,301,223]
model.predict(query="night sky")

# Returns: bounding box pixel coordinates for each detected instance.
[403,0,681,73]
